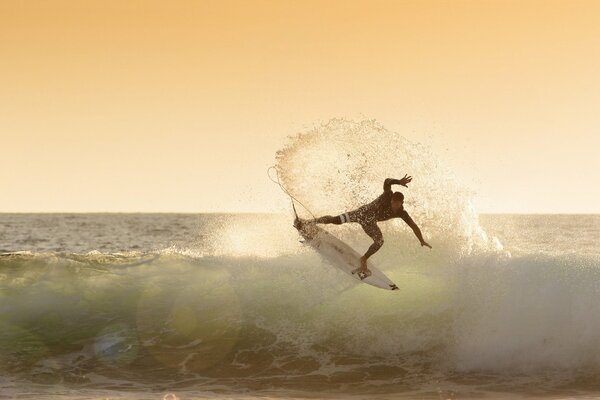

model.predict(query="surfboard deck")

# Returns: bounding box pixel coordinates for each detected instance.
[293,217,399,291]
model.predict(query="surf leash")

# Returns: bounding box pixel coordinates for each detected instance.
[267,165,316,219]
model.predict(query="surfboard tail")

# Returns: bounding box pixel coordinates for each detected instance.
[292,201,302,230]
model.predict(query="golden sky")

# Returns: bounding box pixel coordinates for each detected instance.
[1,0,599,213]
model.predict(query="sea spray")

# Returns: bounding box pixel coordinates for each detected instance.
[275,118,503,257]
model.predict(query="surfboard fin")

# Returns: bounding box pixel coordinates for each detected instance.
[292,201,302,230]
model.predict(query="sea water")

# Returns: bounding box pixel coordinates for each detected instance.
[1,119,598,399]
[0,213,599,400]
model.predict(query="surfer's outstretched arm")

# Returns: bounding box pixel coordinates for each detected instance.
[401,212,432,249]
[383,174,412,192]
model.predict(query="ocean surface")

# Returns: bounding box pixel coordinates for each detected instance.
[0,213,599,400]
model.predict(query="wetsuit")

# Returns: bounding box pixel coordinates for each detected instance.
[314,178,416,259]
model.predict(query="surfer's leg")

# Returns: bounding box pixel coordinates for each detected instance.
[314,213,351,225]
[351,222,383,278]
[314,215,341,224]
[361,222,384,260]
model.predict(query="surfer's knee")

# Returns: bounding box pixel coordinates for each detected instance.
[337,212,351,224]
[369,230,384,249]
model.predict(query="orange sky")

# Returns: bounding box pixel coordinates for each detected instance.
[1,0,599,213]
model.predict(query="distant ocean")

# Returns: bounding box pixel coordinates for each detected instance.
[1,213,599,399]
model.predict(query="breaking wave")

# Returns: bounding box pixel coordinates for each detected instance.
[1,119,599,396]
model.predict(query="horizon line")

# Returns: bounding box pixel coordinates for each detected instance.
[0,211,599,216]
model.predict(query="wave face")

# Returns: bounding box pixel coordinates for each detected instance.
[1,241,600,395]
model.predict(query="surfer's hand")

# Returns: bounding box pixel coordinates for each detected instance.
[421,241,432,249]
[399,174,412,187]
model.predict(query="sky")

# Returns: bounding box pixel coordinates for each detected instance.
[1,0,599,213]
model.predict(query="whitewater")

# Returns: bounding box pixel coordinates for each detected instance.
[1,120,599,399]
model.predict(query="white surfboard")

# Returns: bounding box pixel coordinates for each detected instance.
[293,218,399,291]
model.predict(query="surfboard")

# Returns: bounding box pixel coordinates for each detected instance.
[293,216,399,291]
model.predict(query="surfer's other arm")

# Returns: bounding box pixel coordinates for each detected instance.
[402,212,432,249]
[383,174,412,192]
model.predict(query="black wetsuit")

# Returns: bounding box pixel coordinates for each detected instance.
[314,178,415,259]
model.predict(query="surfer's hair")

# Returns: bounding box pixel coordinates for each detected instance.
[392,192,404,201]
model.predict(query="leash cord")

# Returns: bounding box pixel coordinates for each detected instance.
[267,166,316,219]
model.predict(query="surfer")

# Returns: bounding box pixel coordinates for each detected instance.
[299,175,431,277]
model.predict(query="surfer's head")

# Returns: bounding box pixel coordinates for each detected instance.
[391,191,404,211]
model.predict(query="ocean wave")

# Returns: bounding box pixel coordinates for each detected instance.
[1,119,597,395]
[1,245,599,392]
